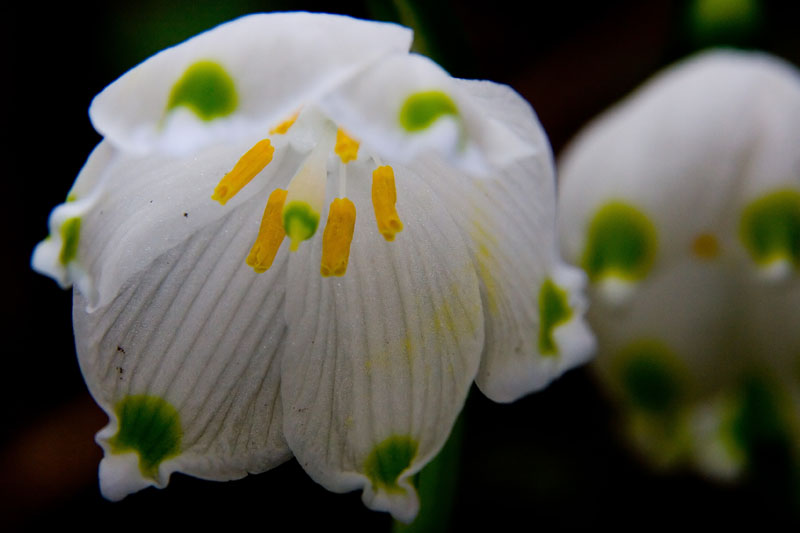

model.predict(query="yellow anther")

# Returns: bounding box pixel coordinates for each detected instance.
[372,165,403,241]
[270,110,300,135]
[334,128,360,164]
[692,233,719,259]
[246,189,288,273]
[212,139,274,205]
[321,198,356,277]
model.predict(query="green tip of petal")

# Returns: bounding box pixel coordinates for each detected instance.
[283,201,319,251]
[538,278,572,356]
[615,340,686,415]
[399,90,459,132]
[740,189,800,271]
[364,435,418,493]
[167,60,238,121]
[723,375,793,470]
[582,201,657,283]
[109,395,182,479]
[59,217,81,265]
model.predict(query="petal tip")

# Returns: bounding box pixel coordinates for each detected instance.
[593,276,639,307]
[553,315,597,367]
[361,478,421,524]
[98,451,157,501]
[754,257,795,283]
[31,238,70,289]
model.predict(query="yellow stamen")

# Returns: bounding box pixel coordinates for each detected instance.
[270,110,299,135]
[372,165,403,241]
[212,139,274,205]
[321,198,356,277]
[246,189,288,273]
[692,233,719,259]
[334,128,360,164]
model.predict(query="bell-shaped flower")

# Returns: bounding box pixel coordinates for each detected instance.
[32,12,594,522]
[558,50,800,480]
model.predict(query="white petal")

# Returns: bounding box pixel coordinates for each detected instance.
[589,259,741,402]
[31,142,114,290]
[558,50,800,296]
[412,80,594,402]
[280,161,483,523]
[74,190,293,499]
[74,135,303,309]
[320,54,534,175]
[97,450,155,501]
[740,277,800,389]
[31,202,89,290]
[90,13,412,155]
[67,141,115,201]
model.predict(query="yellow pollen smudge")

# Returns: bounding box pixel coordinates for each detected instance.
[246,188,288,273]
[270,110,300,135]
[692,233,719,259]
[334,128,360,164]
[321,198,356,277]
[372,166,403,241]
[212,139,274,205]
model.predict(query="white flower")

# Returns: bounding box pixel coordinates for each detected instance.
[558,50,800,478]
[31,13,594,522]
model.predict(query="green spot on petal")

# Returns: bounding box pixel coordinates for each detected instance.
[283,201,319,251]
[582,201,657,283]
[740,189,800,270]
[109,395,182,479]
[616,340,686,415]
[538,278,572,356]
[59,217,81,265]
[167,60,238,121]
[399,90,459,132]
[364,435,418,493]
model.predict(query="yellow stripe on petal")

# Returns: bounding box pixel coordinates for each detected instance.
[246,189,287,273]
[321,198,356,277]
[372,165,403,241]
[334,128,360,164]
[212,139,274,205]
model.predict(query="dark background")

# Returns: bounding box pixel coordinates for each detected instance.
[4,1,799,530]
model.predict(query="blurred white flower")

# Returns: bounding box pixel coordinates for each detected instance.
[558,50,800,479]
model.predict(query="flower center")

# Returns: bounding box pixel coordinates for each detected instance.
[212,109,404,277]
